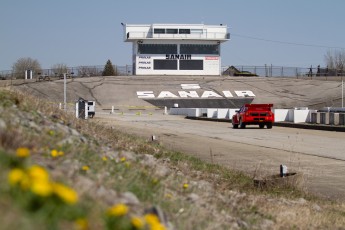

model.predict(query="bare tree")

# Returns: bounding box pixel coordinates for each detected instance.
[51,63,68,76]
[77,66,100,77]
[12,57,42,79]
[324,50,345,75]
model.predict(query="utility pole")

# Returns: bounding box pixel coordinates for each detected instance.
[341,74,344,108]
[64,73,67,110]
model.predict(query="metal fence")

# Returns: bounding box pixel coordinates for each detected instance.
[1,64,344,80]
[0,65,133,80]
[221,65,345,78]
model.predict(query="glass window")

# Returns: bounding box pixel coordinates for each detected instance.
[190,29,203,34]
[179,29,190,34]
[154,60,178,70]
[180,60,203,70]
[166,29,178,34]
[138,44,177,54]
[154,28,165,34]
[180,44,219,55]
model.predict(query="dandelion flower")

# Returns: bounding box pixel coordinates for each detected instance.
[183,183,189,189]
[51,149,58,158]
[52,182,79,204]
[48,130,55,136]
[120,157,126,162]
[74,218,89,230]
[124,162,130,168]
[152,178,159,185]
[131,216,144,229]
[144,214,160,225]
[82,165,89,171]
[144,214,166,230]
[16,147,30,158]
[31,180,53,197]
[28,165,50,182]
[102,156,108,161]
[107,203,129,217]
[8,168,26,186]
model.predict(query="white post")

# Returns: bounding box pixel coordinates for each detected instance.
[164,106,167,115]
[342,80,344,108]
[64,73,67,110]
[59,103,62,109]
[111,106,114,114]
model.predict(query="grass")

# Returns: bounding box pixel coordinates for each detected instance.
[0,88,345,229]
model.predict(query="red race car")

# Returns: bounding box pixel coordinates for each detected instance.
[232,104,274,129]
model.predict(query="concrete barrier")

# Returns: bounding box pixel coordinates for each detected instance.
[217,109,230,119]
[275,109,312,123]
[310,112,317,123]
[274,109,290,122]
[207,109,218,118]
[336,113,345,125]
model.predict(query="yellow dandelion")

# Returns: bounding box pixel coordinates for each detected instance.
[82,165,89,171]
[8,168,26,186]
[183,183,189,189]
[52,182,79,204]
[48,130,55,136]
[107,203,129,217]
[144,213,166,230]
[152,178,159,185]
[144,213,160,225]
[31,180,53,197]
[165,193,173,199]
[51,149,59,158]
[131,216,144,229]
[120,157,126,162]
[16,147,30,158]
[74,218,89,230]
[28,165,50,182]
[102,156,108,161]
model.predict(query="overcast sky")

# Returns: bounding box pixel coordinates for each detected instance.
[1,0,344,70]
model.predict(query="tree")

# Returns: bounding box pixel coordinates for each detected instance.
[12,57,42,79]
[51,63,68,76]
[324,50,345,75]
[102,59,116,76]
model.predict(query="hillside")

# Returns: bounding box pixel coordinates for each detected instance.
[5,75,344,111]
[0,78,345,229]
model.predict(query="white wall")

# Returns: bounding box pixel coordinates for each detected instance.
[274,109,290,122]
[293,110,310,123]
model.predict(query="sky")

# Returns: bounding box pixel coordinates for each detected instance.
[1,0,345,70]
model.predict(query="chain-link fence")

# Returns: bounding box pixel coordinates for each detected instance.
[1,64,344,80]
[221,65,345,78]
[0,65,133,80]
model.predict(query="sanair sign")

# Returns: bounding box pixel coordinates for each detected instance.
[137,84,255,99]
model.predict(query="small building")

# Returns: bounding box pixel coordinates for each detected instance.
[123,23,230,76]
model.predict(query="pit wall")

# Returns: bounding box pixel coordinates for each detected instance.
[169,107,345,125]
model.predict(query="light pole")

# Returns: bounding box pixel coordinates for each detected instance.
[64,73,67,110]
[340,73,344,108]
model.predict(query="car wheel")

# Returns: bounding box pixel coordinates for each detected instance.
[267,123,273,129]
[259,124,265,129]
[233,123,238,129]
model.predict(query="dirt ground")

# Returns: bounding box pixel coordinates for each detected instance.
[95,112,345,201]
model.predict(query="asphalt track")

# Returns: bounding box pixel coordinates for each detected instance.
[96,112,345,201]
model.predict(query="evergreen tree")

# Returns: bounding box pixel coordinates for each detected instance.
[102,59,116,76]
